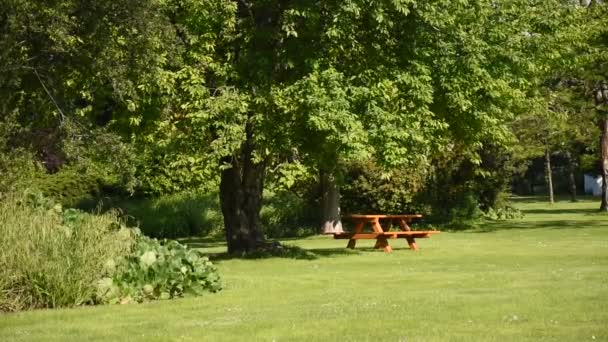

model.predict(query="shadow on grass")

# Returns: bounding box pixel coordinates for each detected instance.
[511,195,601,204]
[520,208,602,215]
[205,246,364,262]
[179,237,226,249]
[180,237,393,261]
[476,219,608,233]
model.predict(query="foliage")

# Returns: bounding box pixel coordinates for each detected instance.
[59,121,142,195]
[133,145,219,196]
[340,160,429,215]
[0,108,46,195]
[2,0,603,247]
[100,189,316,239]
[0,149,44,196]
[0,0,176,127]
[0,0,185,199]
[443,192,484,230]
[417,141,519,227]
[32,166,107,207]
[108,191,224,239]
[260,190,318,238]
[0,192,134,312]
[96,236,221,304]
[484,206,524,221]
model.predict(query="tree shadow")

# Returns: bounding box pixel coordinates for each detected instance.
[181,235,419,262]
[179,237,226,249]
[204,246,365,262]
[179,236,326,249]
[510,196,549,204]
[476,219,608,233]
[510,195,600,204]
[520,208,601,215]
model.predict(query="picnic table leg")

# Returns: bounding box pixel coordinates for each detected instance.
[374,237,392,253]
[405,237,419,251]
[399,219,419,251]
[373,218,392,252]
[346,221,365,249]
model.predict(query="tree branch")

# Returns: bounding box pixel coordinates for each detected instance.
[33,68,66,122]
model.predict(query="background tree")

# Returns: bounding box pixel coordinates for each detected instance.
[568,1,608,209]
[102,0,597,251]
[2,0,601,251]
[0,0,179,196]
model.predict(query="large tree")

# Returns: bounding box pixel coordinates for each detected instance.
[0,0,179,184]
[146,0,585,253]
[569,1,608,210]
[205,0,574,252]
[3,0,590,252]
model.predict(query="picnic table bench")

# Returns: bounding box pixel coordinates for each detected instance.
[334,214,439,252]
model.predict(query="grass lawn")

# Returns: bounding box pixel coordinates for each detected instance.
[1,197,607,341]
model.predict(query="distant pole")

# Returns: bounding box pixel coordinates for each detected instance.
[599,118,608,211]
[567,151,578,202]
[596,82,608,211]
[545,149,555,204]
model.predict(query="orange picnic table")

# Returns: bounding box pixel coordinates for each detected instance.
[334,214,439,252]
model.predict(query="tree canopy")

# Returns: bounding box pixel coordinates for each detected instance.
[2,0,606,251]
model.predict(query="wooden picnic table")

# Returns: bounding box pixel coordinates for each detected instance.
[334,214,439,252]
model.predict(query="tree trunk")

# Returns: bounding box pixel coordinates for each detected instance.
[526,170,535,195]
[219,121,267,254]
[600,118,608,211]
[566,151,578,202]
[320,169,344,234]
[545,149,554,204]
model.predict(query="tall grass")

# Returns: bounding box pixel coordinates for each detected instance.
[0,193,134,312]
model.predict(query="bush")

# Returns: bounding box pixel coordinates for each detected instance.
[107,191,224,239]
[0,149,45,196]
[96,236,221,304]
[99,189,316,239]
[420,141,520,227]
[484,206,524,220]
[261,190,318,238]
[443,192,484,230]
[0,192,135,312]
[33,166,109,207]
[340,160,429,215]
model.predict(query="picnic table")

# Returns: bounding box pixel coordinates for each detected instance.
[334,214,439,252]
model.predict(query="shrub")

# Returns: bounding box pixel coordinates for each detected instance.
[0,192,135,312]
[96,236,221,304]
[33,166,107,207]
[100,189,316,239]
[108,191,224,238]
[340,160,429,215]
[261,190,318,238]
[0,149,44,196]
[443,192,484,230]
[484,206,524,220]
[420,141,520,227]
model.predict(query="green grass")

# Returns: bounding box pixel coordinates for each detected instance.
[1,197,607,341]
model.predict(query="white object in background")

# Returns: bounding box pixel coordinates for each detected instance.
[584,174,602,196]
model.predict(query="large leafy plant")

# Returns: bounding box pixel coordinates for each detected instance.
[96,236,221,304]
